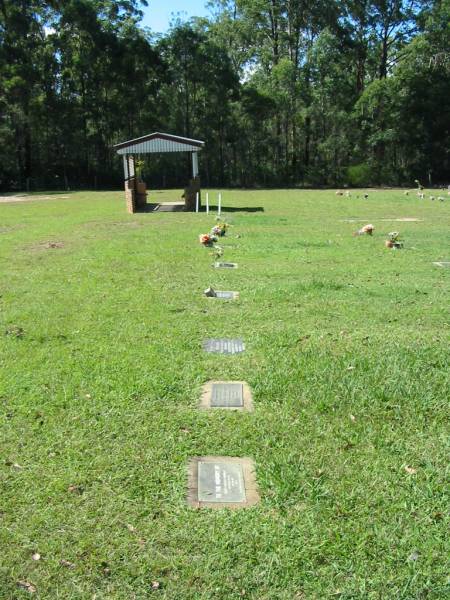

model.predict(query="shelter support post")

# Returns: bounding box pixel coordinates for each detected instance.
[184,176,201,211]
[192,151,199,178]
[183,150,201,211]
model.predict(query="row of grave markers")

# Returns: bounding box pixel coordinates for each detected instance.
[189,208,450,509]
[187,213,259,510]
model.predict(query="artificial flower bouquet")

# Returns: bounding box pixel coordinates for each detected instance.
[385,231,403,249]
[199,233,218,247]
[353,223,374,236]
[199,219,230,247]
[211,245,223,260]
[212,219,230,237]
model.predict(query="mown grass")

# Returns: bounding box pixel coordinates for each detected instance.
[0,188,449,599]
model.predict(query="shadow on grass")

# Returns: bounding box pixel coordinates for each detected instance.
[144,203,185,212]
[135,204,265,213]
[206,205,265,213]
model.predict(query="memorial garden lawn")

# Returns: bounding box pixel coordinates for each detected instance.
[1,189,449,598]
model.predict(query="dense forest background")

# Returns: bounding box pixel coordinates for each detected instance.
[0,0,449,191]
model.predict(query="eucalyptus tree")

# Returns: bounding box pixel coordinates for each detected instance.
[342,0,432,91]
[0,0,161,188]
[0,0,52,188]
[157,22,239,186]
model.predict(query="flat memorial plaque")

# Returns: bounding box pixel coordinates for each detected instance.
[187,457,260,508]
[211,383,243,407]
[199,381,254,412]
[214,262,238,269]
[198,461,246,503]
[203,338,245,354]
[215,291,237,299]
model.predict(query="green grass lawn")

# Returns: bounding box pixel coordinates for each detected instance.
[1,189,449,599]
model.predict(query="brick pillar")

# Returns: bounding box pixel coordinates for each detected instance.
[135,180,147,209]
[184,176,201,211]
[125,179,136,214]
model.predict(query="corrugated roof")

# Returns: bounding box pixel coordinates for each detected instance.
[114,132,205,154]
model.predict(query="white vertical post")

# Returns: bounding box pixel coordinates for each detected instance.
[206,192,209,214]
[192,152,199,178]
[195,192,199,213]
[218,193,222,217]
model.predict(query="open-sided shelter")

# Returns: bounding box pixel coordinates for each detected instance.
[114,132,205,213]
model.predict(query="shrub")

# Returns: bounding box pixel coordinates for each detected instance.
[346,163,372,187]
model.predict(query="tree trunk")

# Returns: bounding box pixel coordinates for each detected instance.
[379,36,388,79]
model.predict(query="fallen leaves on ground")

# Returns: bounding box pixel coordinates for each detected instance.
[404,465,417,475]
[60,559,75,568]
[5,326,24,337]
[5,461,23,469]
[17,581,36,593]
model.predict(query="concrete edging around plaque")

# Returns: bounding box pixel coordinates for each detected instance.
[187,456,260,509]
[199,381,254,412]
[433,261,450,268]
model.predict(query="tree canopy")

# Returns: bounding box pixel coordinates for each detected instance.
[0,0,448,190]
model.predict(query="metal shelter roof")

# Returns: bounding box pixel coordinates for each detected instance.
[114,132,205,155]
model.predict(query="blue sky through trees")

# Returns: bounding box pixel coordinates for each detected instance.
[141,0,210,32]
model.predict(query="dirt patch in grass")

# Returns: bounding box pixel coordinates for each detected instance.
[0,225,24,234]
[341,218,422,223]
[26,241,65,251]
[340,219,369,223]
[83,220,143,230]
[379,218,423,222]
[0,194,70,204]
[43,241,65,249]
[108,221,143,228]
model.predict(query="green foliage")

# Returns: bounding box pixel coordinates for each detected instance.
[134,159,145,180]
[347,163,373,186]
